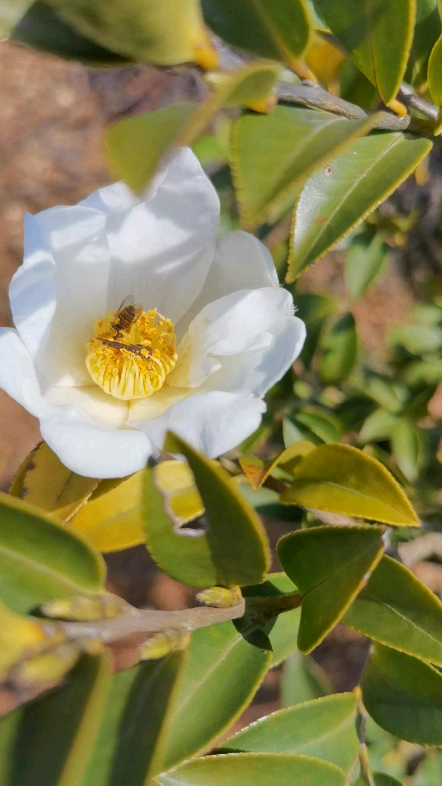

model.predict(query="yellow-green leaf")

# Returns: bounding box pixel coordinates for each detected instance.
[9,442,98,523]
[107,62,280,193]
[315,0,416,105]
[239,441,315,491]
[280,444,419,526]
[277,524,385,652]
[231,106,377,230]
[0,600,49,678]
[428,34,442,105]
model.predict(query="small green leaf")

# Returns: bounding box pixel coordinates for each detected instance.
[277,525,384,653]
[294,292,339,367]
[83,653,185,786]
[408,0,440,84]
[344,555,442,666]
[202,0,311,63]
[361,644,442,744]
[315,0,416,104]
[0,652,110,786]
[287,133,431,280]
[159,433,270,587]
[218,694,358,773]
[388,322,442,354]
[0,491,105,614]
[359,409,400,444]
[159,753,347,786]
[390,420,428,482]
[242,573,301,667]
[344,233,389,301]
[414,752,442,786]
[107,62,279,193]
[295,407,344,443]
[318,313,358,386]
[239,441,315,491]
[281,651,333,706]
[162,621,271,771]
[12,1,129,63]
[280,444,419,526]
[354,374,406,413]
[231,106,377,230]
[428,34,442,104]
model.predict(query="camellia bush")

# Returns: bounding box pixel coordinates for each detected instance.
[3,1,442,784]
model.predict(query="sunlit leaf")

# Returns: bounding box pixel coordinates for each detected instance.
[287,133,431,280]
[315,0,416,104]
[239,441,314,491]
[0,491,105,613]
[280,444,419,526]
[428,34,442,104]
[277,524,384,652]
[231,106,376,230]
[0,600,49,678]
[361,644,442,744]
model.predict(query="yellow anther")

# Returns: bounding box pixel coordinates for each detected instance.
[85,303,177,401]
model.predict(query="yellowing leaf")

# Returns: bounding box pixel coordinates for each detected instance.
[154,460,204,527]
[0,600,49,678]
[10,442,98,523]
[280,444,419,526]
[240,441,315,490]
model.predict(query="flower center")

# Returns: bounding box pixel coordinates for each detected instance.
[85,300,178,400]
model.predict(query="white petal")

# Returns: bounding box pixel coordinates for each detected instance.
[138,391,266,458]
[175,231,279,336]
[100,148,220,324]
[127,385,189,425]
[0,328,52,418]
[168,287,294,389]
[9,214,57,360]
[45,385,129,429]
[40,416,153,478]
[203,314,306,397]
[31,205,111,388]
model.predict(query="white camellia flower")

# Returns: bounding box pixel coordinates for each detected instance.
[0,148,305,478]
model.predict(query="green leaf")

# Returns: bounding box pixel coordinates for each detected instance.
[344,555,442,666]
[159,753,347,786]
[83,653,184,786]
[414,752,442,786]
[280,443,419,526]
[361,643,442,744]
[0,0,32,36]
[239,441,315,491]
[354,374,406,413]
[408,0,440,85]
[0,652,110,786]
[0,491,105,614]
[12,1,129,63]
[390,420,428,482]
[218,694,358,773]
[295,407,344,443]
[242,573,301,667]
[293,292,338,367]
[388,322,442,354]
[318,312,358,386]
[201,0,311,63]
[277,524,384,653]
[44,0,217,67]
[161,621,271,771]
[428,34,442,104]
[359,409,400,444]
[344,232,389,301]
[107,62,280,193]
[231,106,377,230]
[315,0,416,104]
[287,133,432,280]
[281,651,333,706]
[355,776,405,786]
[9,442,99,523]
[156,433,270,587]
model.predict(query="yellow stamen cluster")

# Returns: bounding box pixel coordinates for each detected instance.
[86,307,177,401]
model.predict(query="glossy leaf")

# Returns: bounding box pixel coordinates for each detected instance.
[231,106,376,230]
[408,0,440,84]
[242,573,301,667]
[344,232,389,301]
[318,313,358,386]
[12,1,129,63]
[156,433,270,587]
[201,0,311,63]
[0,652,110,786]
[428,34,442,104]
[240,441,315,491]
[45,0,217,67]
[10,442,98,523]
[107,62,279,193]
[0,491,105,613]
[281,651,333,706]
[287,133,432,280]
[361,644,442,744]
[219,694,358,773]
[161,621,271,771]
[69,472,145,553]
[315,0,416,104]
[344,555,442,665]
[83,653,184,786]
[277,525,384,652]
[280,443,419,526]
[160,753,347,786]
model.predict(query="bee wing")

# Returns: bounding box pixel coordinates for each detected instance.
[117,295,135,312]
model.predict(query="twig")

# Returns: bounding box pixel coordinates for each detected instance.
[398,82,439,121]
